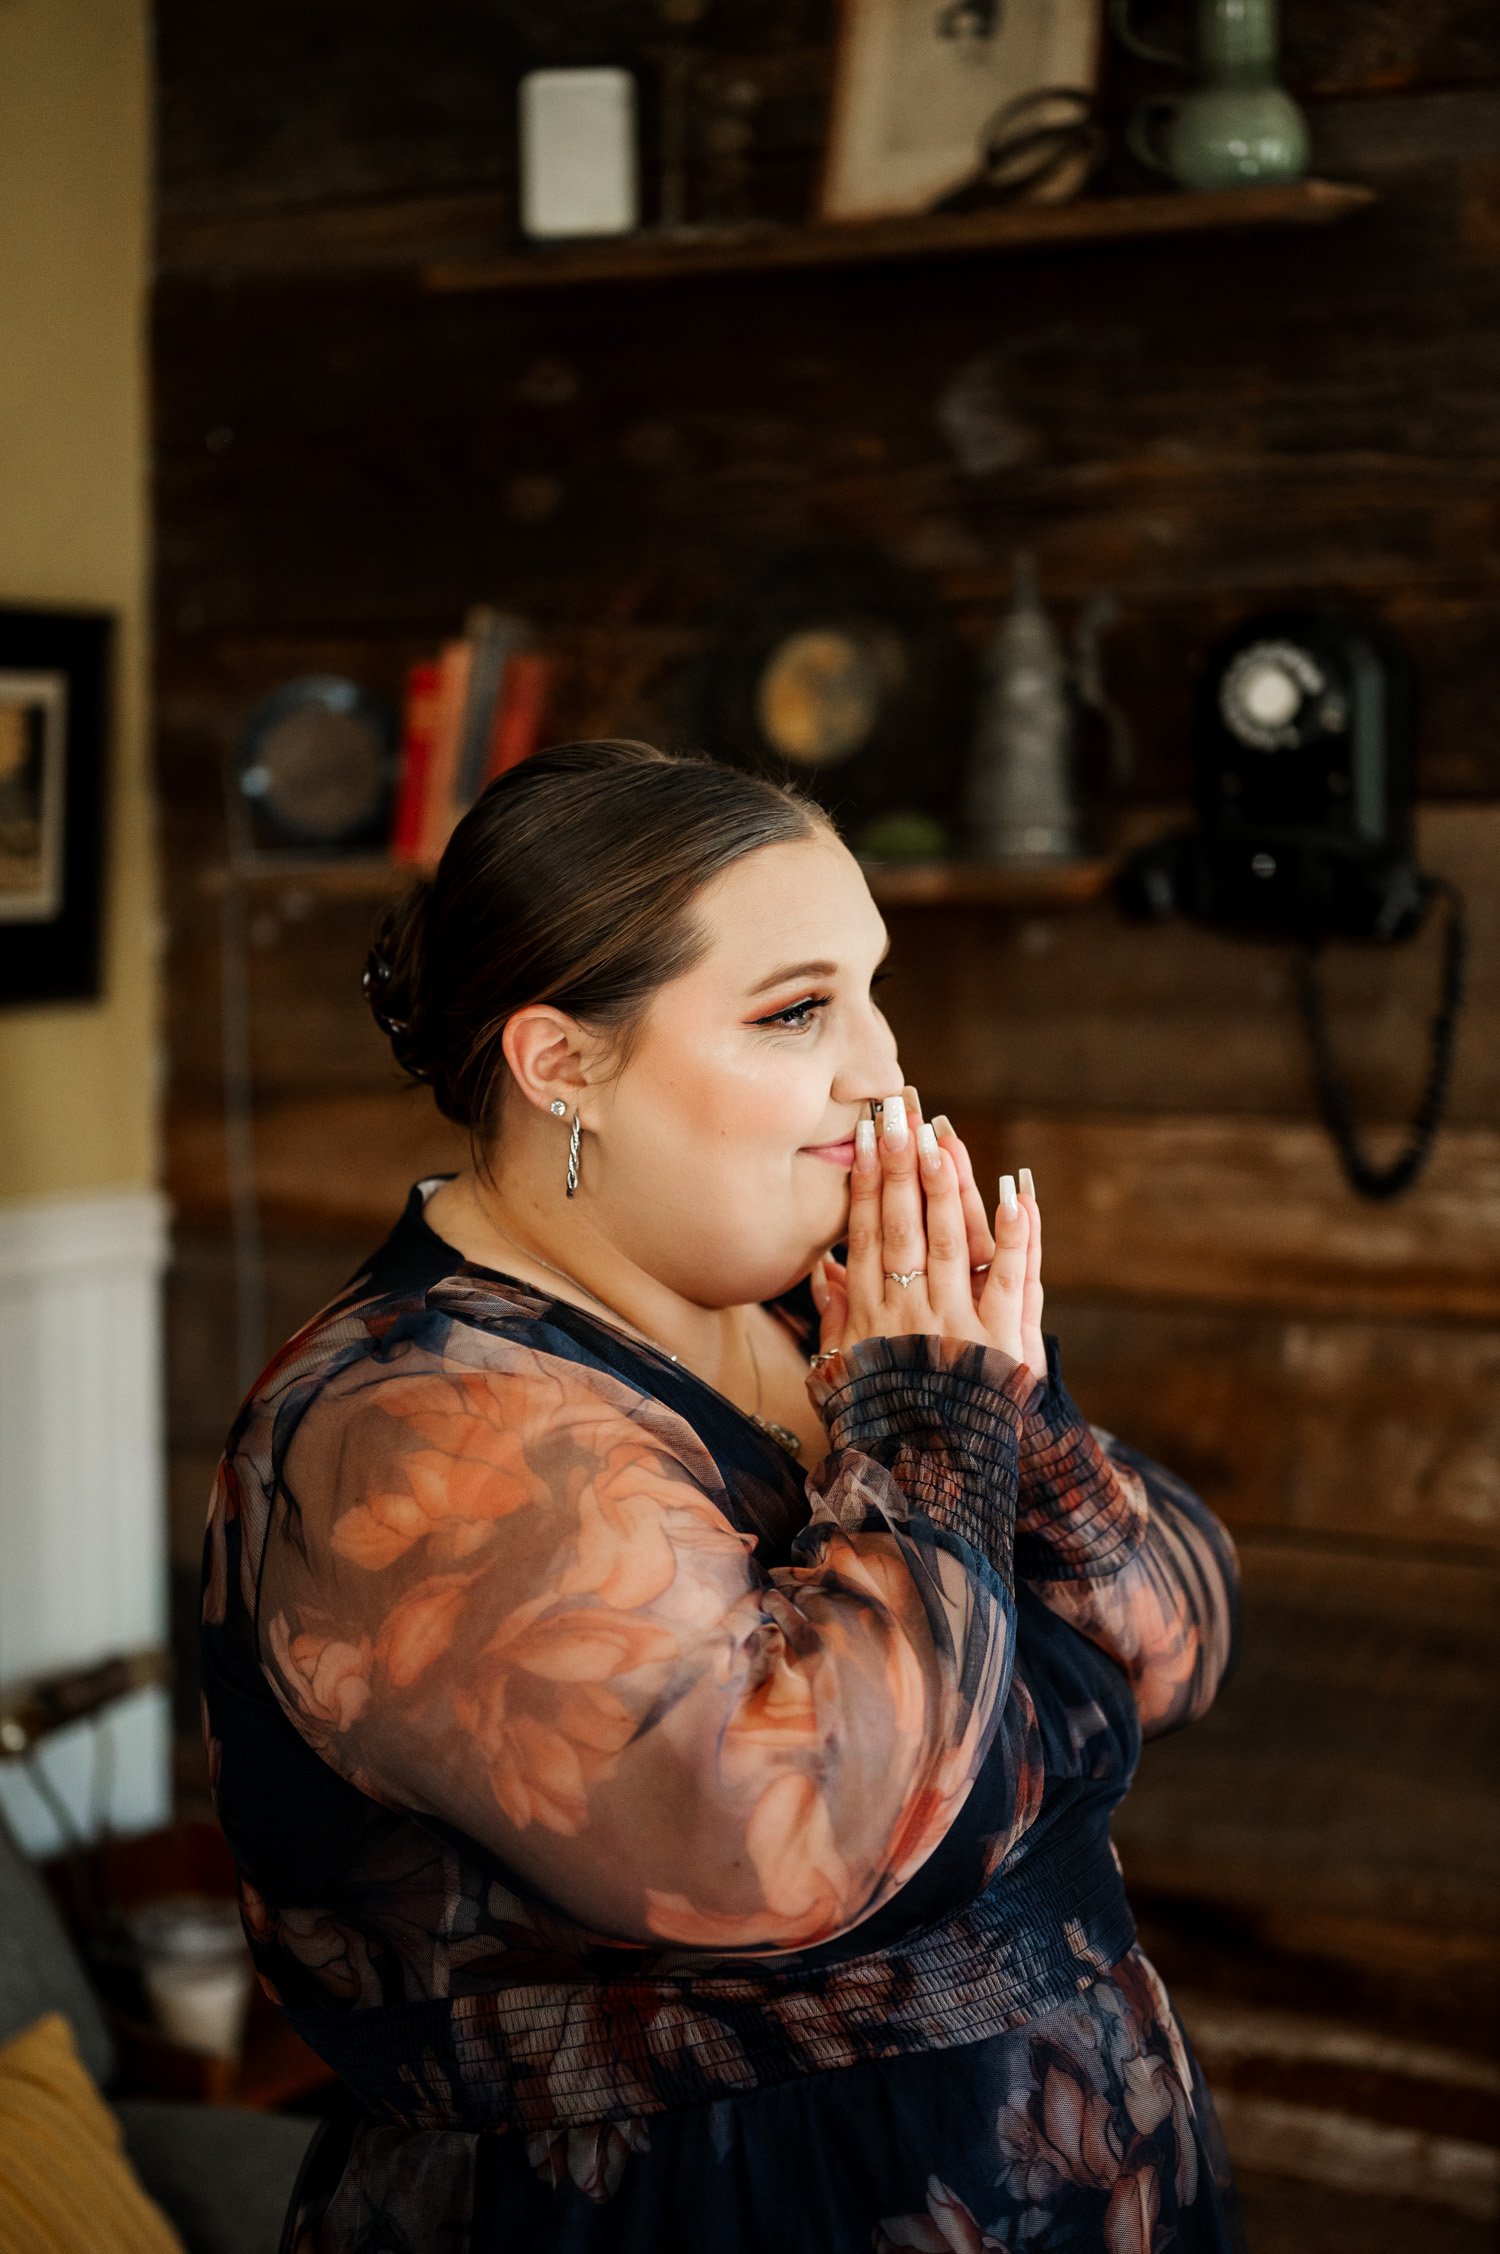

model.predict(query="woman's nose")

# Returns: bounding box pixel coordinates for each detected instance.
[834,1012,902,1109]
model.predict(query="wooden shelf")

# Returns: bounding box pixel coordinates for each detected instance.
[201,854,1113,910]
[861,856,1113,907]
[426,180,1375,297]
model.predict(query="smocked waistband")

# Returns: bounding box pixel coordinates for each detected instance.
[287,1801,1134,2136]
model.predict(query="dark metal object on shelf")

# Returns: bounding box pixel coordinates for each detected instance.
[962,558,1127,863]
[963,553,1080,862]
[236,675,396,852]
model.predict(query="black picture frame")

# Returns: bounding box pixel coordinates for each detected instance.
[0,606,112,1007]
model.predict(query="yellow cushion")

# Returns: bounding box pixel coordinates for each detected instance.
[0,2013,184,2254]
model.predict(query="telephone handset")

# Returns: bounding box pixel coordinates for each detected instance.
[1119,610,1466,1200]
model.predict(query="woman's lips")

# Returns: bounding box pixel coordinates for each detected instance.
[801,1139,856,1168]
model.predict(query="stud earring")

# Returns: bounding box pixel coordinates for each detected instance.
[549,1099,567,1116]
[565,1109,581,1198]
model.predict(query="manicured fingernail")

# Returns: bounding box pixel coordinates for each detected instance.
[1019,1167,1035,1198]
[998,1173,1019,1218]
[855,1117,876,1166]
[917,1121,940,1174]
[881,1094,908,1149]
[932,1113,954,1139]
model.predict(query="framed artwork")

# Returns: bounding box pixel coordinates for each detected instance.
[0,607,112,1007]
[821,0,1103,220]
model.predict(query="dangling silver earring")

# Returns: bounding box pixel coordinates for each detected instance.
[565,1108,581,1198]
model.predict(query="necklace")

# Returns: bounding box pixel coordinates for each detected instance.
[468,1201,805,1461]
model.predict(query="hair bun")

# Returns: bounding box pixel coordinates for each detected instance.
[364,881,434,1084]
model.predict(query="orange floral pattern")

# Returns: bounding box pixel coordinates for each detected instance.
[201,1185,1242,2251]
[256,1338,1023,1953]
[877,1948,1232,2253]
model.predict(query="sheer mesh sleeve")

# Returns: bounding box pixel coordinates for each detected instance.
[254,1326,1037,1956]
[1013,1343,1241,1739]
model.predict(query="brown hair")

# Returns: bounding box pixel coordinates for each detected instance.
[364,739,830,1133]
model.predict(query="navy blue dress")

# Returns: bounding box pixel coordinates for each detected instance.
[201,1182,1245,2252]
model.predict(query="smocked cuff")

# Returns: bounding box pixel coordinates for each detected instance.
[807,1333,1038,1569]
[1014,1337,1147,1582]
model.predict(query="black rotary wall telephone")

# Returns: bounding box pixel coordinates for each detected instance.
[1119,610,1467,1200]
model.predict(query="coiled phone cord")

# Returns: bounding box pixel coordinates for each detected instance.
[1295,879,1468,1201]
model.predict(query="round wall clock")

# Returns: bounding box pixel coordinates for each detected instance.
[688,545,970,841]
[237,676,396,851]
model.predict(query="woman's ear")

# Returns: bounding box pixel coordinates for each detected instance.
[500,1004,600,1118]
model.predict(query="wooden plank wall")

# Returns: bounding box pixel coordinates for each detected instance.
[154,1,1500,2042]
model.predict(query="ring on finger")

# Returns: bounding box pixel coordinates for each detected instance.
[884,1268,927,1286]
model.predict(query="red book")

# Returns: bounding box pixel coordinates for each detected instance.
[484,653,552,784]
[390,659,440,865]
[417,639,474,866]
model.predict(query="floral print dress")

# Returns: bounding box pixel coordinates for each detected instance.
[201,1181,1246,2254]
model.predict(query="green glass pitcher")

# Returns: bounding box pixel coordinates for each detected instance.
[1113,0,1309,190]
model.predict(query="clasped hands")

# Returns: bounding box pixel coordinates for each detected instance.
[808,1085,1045,1381]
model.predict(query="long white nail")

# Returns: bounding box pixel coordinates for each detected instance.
[855,1117,876,1165]
[998,1173,1019,1219]
[1018,1167,1035,1198]
[881,1094,909,1149]
[917,1121,940,1173]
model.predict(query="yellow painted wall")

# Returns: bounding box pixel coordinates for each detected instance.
[0,0,155,1201]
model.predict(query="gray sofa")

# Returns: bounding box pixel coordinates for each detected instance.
[0,1805,315,2254]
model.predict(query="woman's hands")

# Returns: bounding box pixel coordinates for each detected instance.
[923,1094,1045,1380]
[808,1088,1043,1375]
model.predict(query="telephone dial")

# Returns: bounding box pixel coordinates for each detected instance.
[1119,610,1466,1200]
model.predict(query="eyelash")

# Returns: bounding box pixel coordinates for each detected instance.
[757,970,893,1032]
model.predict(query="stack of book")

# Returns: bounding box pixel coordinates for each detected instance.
[390,609,552,866]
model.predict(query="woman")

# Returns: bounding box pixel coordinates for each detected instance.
[201,738,1244,2253]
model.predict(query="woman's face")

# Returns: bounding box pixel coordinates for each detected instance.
[591,827,904,1306]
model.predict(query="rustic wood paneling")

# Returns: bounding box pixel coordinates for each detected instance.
[962,1115,1500,1321]
[168,1091,465,1235]
[1113,1538,1500,1935]
[1049,1296,1500,1556]
[1232,2169,1494,2254]
[155,1,833,244]
[166,1232,368,1452]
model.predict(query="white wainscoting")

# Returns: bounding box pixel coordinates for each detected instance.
[0,1187,171,1852]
